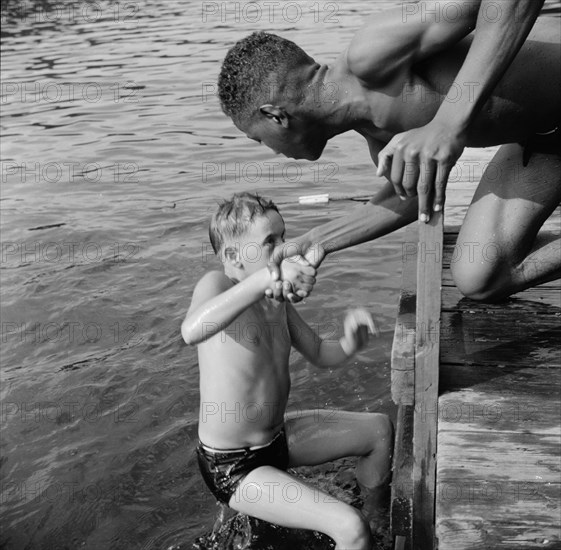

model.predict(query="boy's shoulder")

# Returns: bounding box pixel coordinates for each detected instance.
[190,270,234,305]
[194,270,233,293]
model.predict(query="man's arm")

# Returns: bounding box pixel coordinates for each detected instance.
[303,183,418,263]
[377,0,546,221]
[347,0,480,84]
[271,137,418,271]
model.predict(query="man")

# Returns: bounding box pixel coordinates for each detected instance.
[217,0,560,302]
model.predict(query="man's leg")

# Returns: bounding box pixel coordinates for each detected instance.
[452,143,561,301]
[228,466,372,550]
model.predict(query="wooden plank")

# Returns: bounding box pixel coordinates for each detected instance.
[436,518,561,549]
[441,267,561,290]
[439,310,561,367]
[440,364,561,394]
[412,212,444,549]
[391,227,417,405]
[441,284,561,309]
[430,187,561,550]
[391,404,414,549]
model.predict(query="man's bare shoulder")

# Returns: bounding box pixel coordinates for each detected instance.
[345,7,409,85]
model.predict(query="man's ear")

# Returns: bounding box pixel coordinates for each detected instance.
[259,104,289,128]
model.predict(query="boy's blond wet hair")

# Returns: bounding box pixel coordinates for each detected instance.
[209,192,279,255]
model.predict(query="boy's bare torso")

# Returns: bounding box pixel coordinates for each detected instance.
[198,286,291,449]
[349,14,560,152]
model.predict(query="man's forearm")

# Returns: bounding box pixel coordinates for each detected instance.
[306,182,418,255]
[435,0,545,132]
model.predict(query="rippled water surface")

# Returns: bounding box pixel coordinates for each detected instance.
[1,0,559,548]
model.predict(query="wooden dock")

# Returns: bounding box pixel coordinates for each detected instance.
[390,204,561,549]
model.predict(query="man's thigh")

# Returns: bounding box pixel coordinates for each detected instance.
[456,143,561,265]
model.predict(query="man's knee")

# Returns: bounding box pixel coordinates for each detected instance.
[451,250,512,302]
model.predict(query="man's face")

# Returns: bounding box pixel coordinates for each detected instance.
[241,116,327,161]
[223,210,285,276]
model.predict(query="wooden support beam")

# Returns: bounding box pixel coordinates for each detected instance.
[391,404,414,549]
[412,212,443,550]
[391,227,418,405]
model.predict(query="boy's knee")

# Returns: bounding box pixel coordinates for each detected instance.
[336,509,371,549]
[370,413,393,448]
[378,414,393,440]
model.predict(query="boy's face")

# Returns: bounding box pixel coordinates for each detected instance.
[240,116,327,161]
[223,209,285,276]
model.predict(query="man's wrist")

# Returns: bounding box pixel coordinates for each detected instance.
[432,108,471,135]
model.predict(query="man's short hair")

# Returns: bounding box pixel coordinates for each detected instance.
[218,31,309,125]
[209,192,280,254]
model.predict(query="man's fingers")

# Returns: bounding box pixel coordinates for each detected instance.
[434,160,453,212]
[271,241,301,266]
[304,243,325,268]
[389,145,406,198]
[418,158,437,222]
[376,143,393,178]
[402,160,420,197]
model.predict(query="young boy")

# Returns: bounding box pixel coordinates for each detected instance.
[182,193,393,550]
[217,4,561,303]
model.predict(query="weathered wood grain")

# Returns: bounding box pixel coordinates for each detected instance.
[391,404,414,549]
[439,364,561,395]
[436,519,561,549]
[412,212,444,550]
[391,227,417,405]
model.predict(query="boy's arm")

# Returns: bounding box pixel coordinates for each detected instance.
[287,305,375,369]
[181,269,270,345]
[376,0,545,220]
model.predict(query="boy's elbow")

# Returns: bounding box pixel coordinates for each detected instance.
[181,321,198,346]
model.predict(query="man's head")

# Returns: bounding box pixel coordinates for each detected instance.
[218,31,328,160]
[210,192,285,276]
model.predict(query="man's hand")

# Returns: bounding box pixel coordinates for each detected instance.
[340,308,378,356]
[265,255,316,302]
[266,240,326,302]
[376,119,467,222]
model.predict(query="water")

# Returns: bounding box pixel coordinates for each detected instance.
[1,1,559,548]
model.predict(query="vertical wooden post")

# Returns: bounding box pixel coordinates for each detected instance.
[412,211,443,549]
[391,227,418,549]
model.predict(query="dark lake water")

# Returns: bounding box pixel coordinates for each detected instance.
[1,0,559,548]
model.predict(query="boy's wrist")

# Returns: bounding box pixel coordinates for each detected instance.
[339,337,355,357]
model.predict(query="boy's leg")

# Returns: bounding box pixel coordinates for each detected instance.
[228,466,372,550]
[451,144,561,301]
[285,409,393,490]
